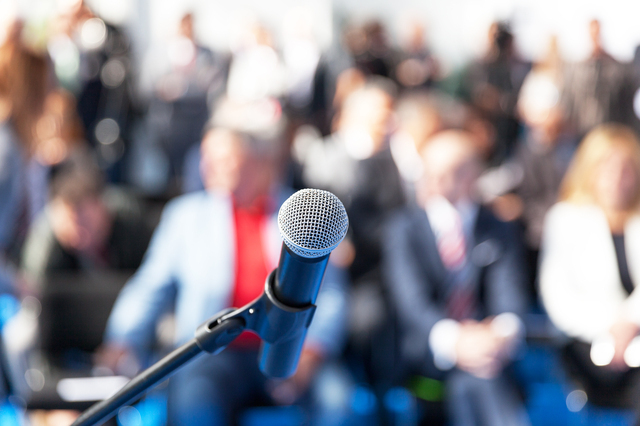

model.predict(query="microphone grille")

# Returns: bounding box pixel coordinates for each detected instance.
[278,189,349,258]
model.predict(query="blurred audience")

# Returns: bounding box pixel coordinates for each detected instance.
[100,127,349,425]
[540,124,640,410]
[383,130,529,425]
[5,3,640,424]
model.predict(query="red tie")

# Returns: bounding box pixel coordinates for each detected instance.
[437,213,466,271]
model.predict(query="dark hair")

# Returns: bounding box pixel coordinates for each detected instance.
[49,151,104,204]
[494,22,513,52]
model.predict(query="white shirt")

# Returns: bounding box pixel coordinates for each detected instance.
[540,202,640,343]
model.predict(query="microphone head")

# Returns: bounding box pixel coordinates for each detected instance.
[278,189,349,259]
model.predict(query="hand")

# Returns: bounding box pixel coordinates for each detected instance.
[490,194,523,222]
[455,320,512,379]
[94,343,139,376]
[609,320,640,370]
[30,409,80,426]
[267,347,324,405]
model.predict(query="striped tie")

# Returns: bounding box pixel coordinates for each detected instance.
[426,197,475,320]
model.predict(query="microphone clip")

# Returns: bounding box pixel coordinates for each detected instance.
[194,270,317,356]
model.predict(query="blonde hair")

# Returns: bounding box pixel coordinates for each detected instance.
[560,123,640,210]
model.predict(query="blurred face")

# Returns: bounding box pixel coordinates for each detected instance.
[50,197,110,252]
[594,150,639,212]
[340,89,393,151]
[422,137,479,205]
[179,15,194,39]
[590,20,601,49]
[201,130,247,193]
[465,117,495,161]
[200,130,274,205]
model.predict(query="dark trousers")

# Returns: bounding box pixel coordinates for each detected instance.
[167,349,268,426]
[445,369,527,426]
[166,348,352,426]
[562,341,640,411]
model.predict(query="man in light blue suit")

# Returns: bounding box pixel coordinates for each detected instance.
[101,127,349,425]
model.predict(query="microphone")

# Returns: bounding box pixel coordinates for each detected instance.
[258,188,348,378]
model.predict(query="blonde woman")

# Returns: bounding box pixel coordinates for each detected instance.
[540,123,640,406]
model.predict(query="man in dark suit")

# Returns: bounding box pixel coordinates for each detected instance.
[383,130,529,426]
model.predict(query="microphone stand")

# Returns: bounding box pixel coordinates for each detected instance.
[72,270,317,426]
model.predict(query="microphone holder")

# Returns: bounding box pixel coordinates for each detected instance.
[72,270,317,426]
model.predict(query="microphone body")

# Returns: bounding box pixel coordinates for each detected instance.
[258,247,329,377]
[275,245,330,307]
[257,189,348,378]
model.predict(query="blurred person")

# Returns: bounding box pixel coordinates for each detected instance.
[383,130,529,426]
[537,35,564,85]
[342,21,397,79]
[27,88,86,224]
[138,13,229,183]
[0,20,51,156]
[540,124,640,410]
[49,0,134,176]
[294,79,406,281]
[329,67,366,132]
[464,22,530,164]
[100,127,349,425]
[0,20,65,416]
[394,19,440,89]
[477,68,577,302]
[0,20,51,261]
[389,90,443,200]
[226,21,284,103]
[182,96,287,194]
[281,8,322,117]
[463,106,498,166]
[21,151,152,290]
[480,67,577,252]
[562,20,637,137]
[294,79,396,203]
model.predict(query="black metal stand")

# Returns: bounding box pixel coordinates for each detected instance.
[72,270,317,426]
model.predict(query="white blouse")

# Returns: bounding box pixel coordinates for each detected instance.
[540,202,640,343]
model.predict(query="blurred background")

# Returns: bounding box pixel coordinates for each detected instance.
[3,0,640,425]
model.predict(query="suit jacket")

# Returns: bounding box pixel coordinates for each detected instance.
[0,121,23,253]
[383,204,529,370]
[105,190,348,356]
[348,148,406,280]
[512,134,575,249]
[562,54,637,135]
[540,202,640,343]
[21,203,152,289]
